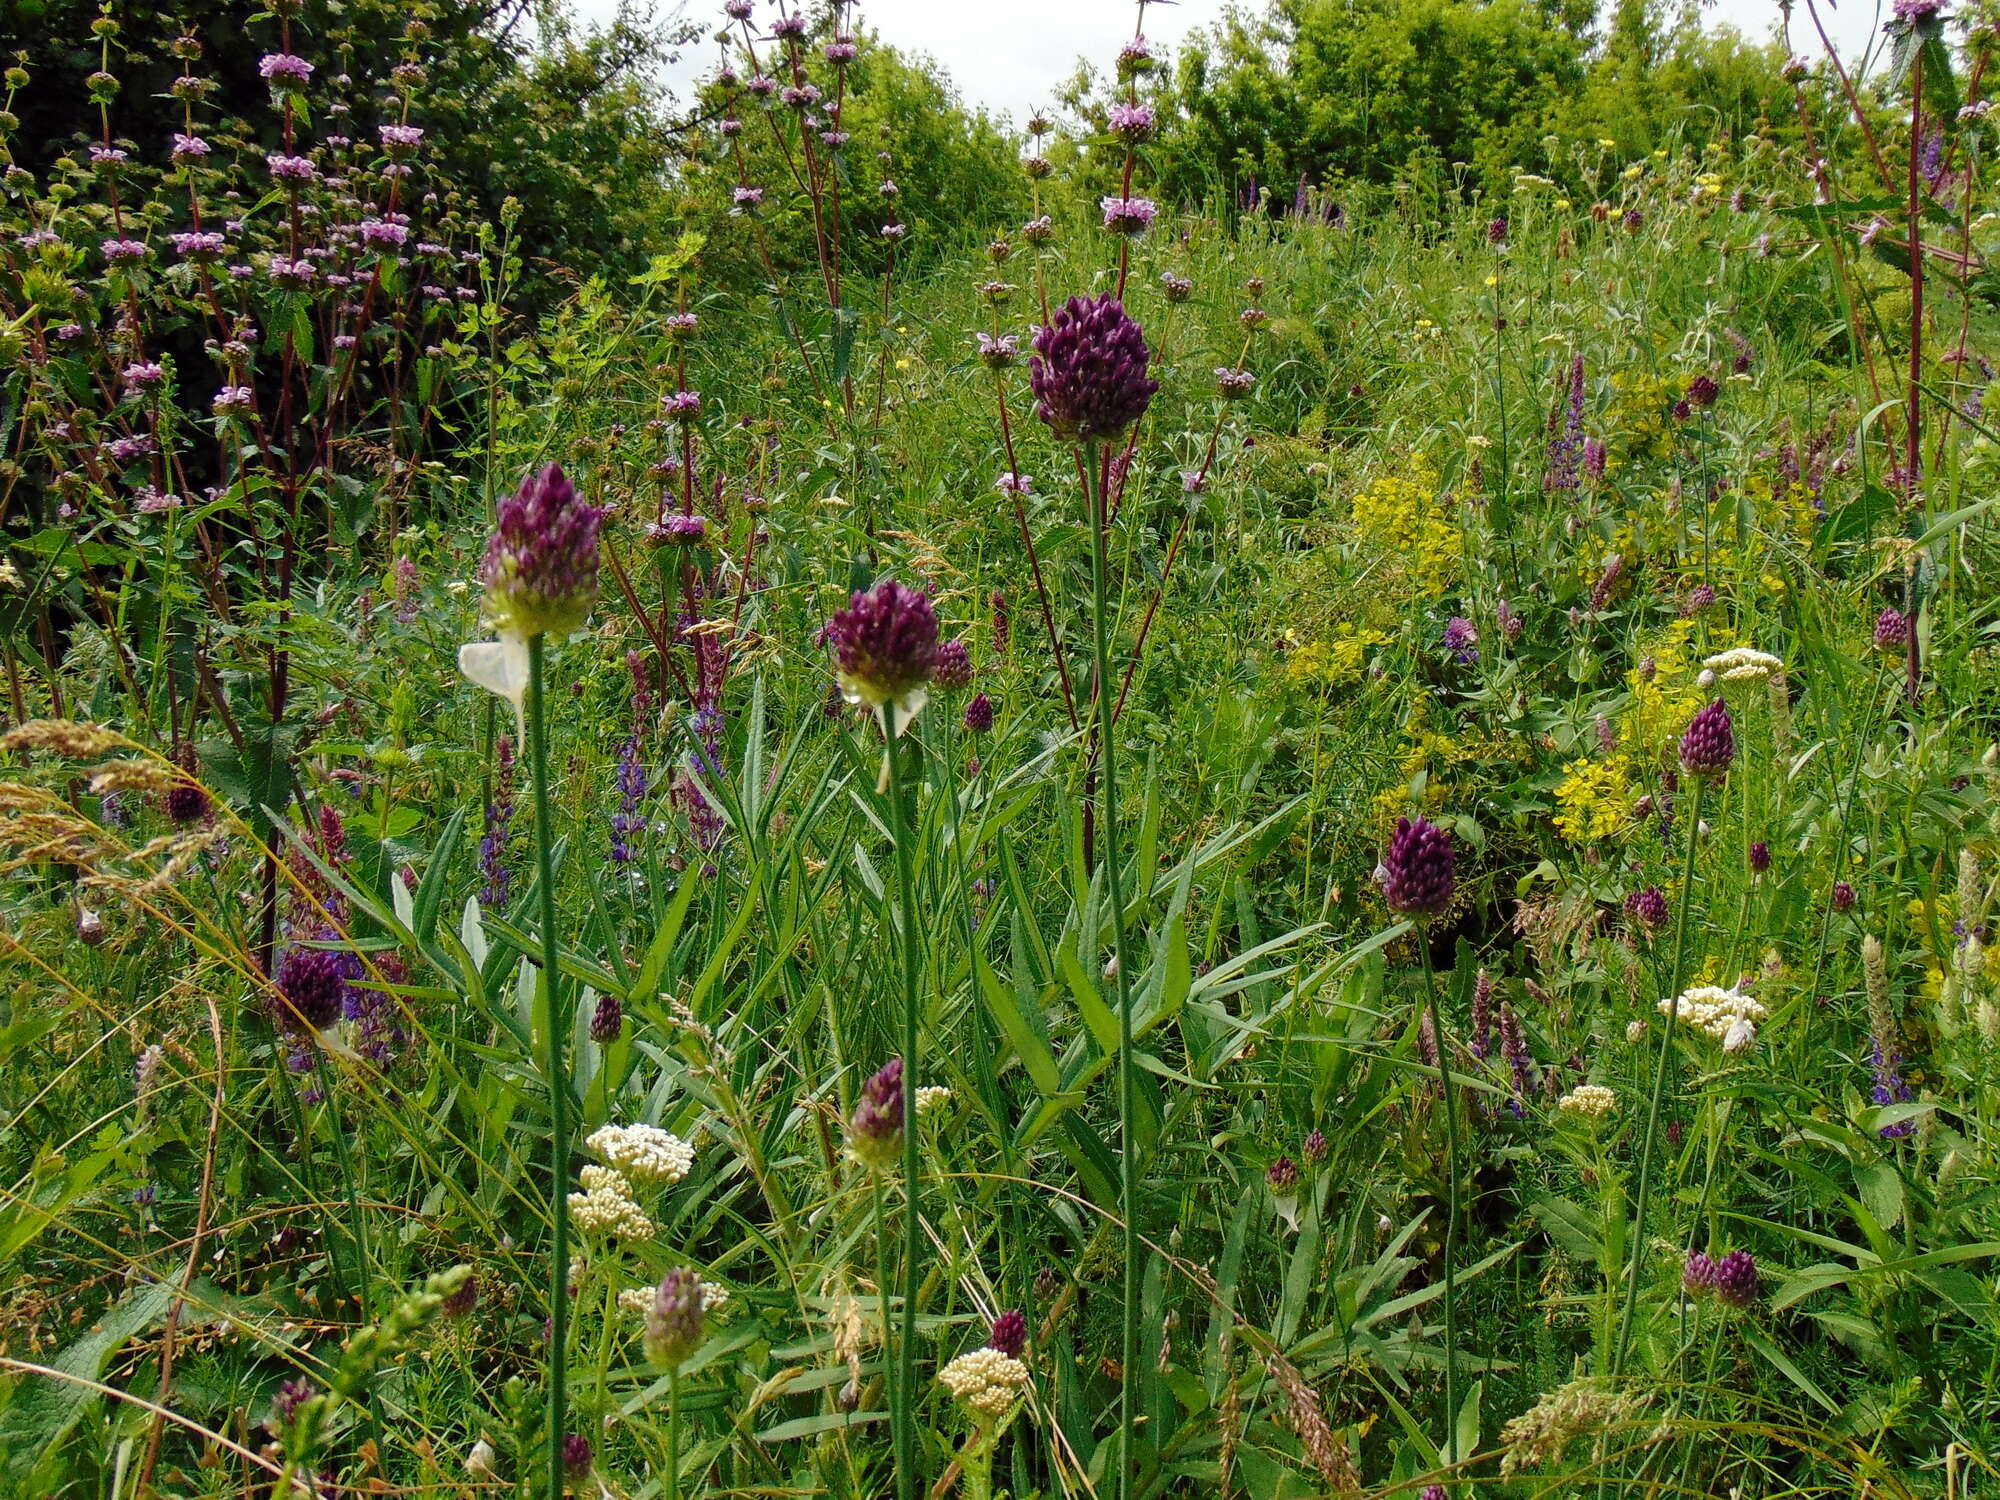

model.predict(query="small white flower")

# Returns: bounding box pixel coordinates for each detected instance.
[915,1085,952,1117]
[938,1346,1030,1419]
[1626,1019,1647,1043]
[1658,985,1767,1043]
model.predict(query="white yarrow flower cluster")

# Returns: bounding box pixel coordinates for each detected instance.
[569,1165,654,1239]
[1701,646,1784,683]
[587,1123,695,1187]
[938,1346,1030,1418]
[1557,1083,1618,1120]
[1657,985,1768,1043]
[915,1085,953,1117]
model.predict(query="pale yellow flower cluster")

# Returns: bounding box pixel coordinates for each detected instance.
[586,1123,695,1188]
[1657,985,1767,1043]
[938,1346,1030,1418]
[915,1086,953,1117]
[569,1165,654,1239]
[1557,1083,1618,1120]
[1702,646,1784,683]
[618,1281,730,1315]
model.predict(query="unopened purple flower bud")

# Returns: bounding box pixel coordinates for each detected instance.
[1832,880,1856,912]
[1873,607,1909,652]
[1678,699,1735,781]
[935,639,972,690]
[1380,816,1455,917]
[590,992,623,1042]
[1749,841,1771,874]
[848,1056,905,1170]
[963,692,994,733]
[1683,1250,1717,1295]
[644,1267,706,1370]
[989,1308,1027,1358]
[1267,1155,1299,1193]
[1712,1249,1758,1307]
[1625,886,1669,933]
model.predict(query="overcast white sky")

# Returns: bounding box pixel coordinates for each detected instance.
[594,0,1888,128]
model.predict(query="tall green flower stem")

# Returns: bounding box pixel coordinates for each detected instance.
[1083,441,1140,1496]
[881,701,923,1500]
[1413,936,1462,1463]
[1613,777,1706,1376]
[526,634,572,1500]
[667,1369,682,1500]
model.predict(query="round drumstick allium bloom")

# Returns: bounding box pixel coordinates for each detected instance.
[1873,607,1910,653]
[963,692,994,733]
[934,639,973,690]
[989,1308,1027,1358]
[1266,1155,1299,1192]
[1832,880,1856,912]
[1029,293,1159,445]
[1683,1250,1717,1295]
[828,579,939,713]
[1379,815,1455,917]
[477,463,602,640]
[1625,886,1669,934]
[848,1056,905,1170]
[590,992,623,1043]
[275,946,347,1031]
[166,743,210,823]
[1712,1249,1759,1307]
[1678,698,1735,780]
[644,1267,707,1371]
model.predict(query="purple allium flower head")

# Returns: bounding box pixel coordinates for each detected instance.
[1029,293,1159,444]
[1301,1128,1329,1164]
[1873,607,1910,652]
[167,745,210,823]
[849,1056,905,1170]
[1421,1487,1448,1500]
[644,1267,706,1370]
[562,1435,593,1481]
[1100,196,1158,236]
[1266,1155,1300,1192]
[274,1378,316,1427]
[1683,1249,1717,1295]
[1688,374,1720,408]
[1712,1249,1759,1307]
[1496,597,1523,640]
[275,946,347,1031]
[1625,886,1669,933]
[1749,841,1771,874]
[478,463,602,638]
[989,1309,1027,1358]
[258,53,314,86]
[1379,815,1455,917]
[1678,699,1735,781]
[1108,102,1155,142]
[935,639,973,690]
[1832,880,1856,912]
[1623,207,1645,233]
[963,692,995,733]
[1488,216,1508,244]
[1443,615,1479,664]
[1686,583,1717,615]
[830,579,939,710]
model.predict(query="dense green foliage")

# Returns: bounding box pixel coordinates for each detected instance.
[4,0,2000,1497]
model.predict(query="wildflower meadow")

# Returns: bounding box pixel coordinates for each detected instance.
[4,0,2000,1494]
